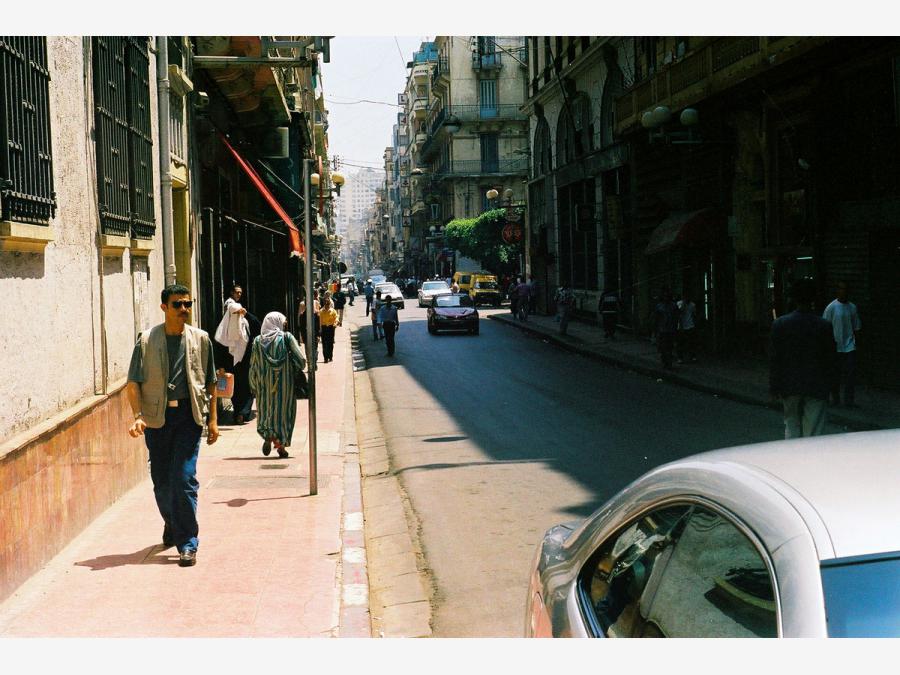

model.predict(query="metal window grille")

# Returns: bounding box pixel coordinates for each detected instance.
[0,36,56,225]
[92,36,155,239]
[169,92,185,160]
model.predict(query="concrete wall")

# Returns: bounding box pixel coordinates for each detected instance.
[0,37,164,444]
[0,37,165,599]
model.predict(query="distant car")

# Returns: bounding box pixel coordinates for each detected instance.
[526,430,900,638]
[418,280,451,307]
[427,293,479,335]
[374,283,404,310]
[370,275,387,286]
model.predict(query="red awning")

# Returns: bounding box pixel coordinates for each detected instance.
[645,208,720,255]
[218,133,304,256]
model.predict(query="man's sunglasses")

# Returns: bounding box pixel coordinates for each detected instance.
[171,300,193,309]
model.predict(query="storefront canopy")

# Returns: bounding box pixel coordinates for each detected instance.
[645,208,721,255]
[219,132,304,257]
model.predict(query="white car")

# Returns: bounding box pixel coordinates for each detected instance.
[526,429,900,638]
[374,283,404,310]
[417,280,451,307]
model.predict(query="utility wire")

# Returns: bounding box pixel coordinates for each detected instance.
[326,98,401,107]
[393,36,407,68]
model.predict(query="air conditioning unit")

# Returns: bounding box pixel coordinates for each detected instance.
[260,127,290,158]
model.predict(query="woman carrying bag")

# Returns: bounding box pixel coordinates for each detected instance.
[249,311,307,458]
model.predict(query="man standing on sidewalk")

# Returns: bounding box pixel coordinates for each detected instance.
[770,279,836,439]
[598,288,620,341]
[654,288,679,369]
[126,284,219,567]
[823,281,861,407]
[378,295,400,356]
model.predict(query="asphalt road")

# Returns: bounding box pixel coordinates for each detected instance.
[349,298,842,637]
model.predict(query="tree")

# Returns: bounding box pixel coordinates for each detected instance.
[443,208,520,271]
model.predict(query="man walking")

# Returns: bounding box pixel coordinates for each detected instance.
[333,285,347,326]
[598,288,620,341]
[364,279,375,315]
[378,295,400,356]
[676,293,698,362]
[126,284,219,567]
[770,279,836,439]
[557,283,575,335]
[528,274,539,315]
[654,288,679,369]
[823,281,861,407]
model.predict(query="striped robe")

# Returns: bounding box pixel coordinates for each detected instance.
[248,332,306,446]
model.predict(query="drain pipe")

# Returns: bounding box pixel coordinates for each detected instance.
[156,36,176,286]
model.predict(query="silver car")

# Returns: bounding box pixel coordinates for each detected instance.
[526,430,900,638]
[418,280,451,307]
[374,283,404,310]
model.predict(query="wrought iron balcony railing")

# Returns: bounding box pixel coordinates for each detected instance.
[434,158,528,177]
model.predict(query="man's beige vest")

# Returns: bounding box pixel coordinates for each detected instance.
[138,324,211,428]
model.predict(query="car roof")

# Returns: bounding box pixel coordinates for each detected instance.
[661,430,900,560]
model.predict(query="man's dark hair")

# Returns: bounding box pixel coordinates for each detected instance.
[791,278,817,308]
[230,284,242,293]
[161,283,191,304]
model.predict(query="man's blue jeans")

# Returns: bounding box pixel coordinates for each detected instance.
[145,403,202,553]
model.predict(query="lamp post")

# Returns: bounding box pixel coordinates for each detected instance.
[303,158,318,496]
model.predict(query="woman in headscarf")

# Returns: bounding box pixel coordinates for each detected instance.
[248,311,306,458]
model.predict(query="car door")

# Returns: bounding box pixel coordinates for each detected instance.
[578,502,779,638]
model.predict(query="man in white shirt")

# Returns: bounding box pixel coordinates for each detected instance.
[823,281,861,407]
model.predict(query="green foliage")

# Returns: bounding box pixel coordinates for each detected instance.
[443,208,520,270]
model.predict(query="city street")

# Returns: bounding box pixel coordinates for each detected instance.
[350,299,845,637]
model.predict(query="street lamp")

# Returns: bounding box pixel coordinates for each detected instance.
[641,106,701,144]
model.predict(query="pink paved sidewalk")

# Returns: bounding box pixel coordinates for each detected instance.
[0,324,368,637]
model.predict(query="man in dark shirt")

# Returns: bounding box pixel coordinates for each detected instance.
[126,284,218,567]
[769,278,836,439]
[654,288,679,369]
[377,295,400,356]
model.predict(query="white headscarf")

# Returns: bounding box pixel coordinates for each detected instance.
[260,311,287,347]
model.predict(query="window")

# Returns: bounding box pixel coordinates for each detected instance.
[92,37,155,239]
[582,504,778,638]
[0,37,56,225]
[479,79,497,118]
[555,110,576,167]
[480,133,499,173]
[533,118,552,176]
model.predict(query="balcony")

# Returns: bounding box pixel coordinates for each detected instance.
[448,104,526,123]
[412,63,430,86]
[434,158,528,177]
[412,97,428,120]
[613,37,827,134]
[414,132,427,150]
[431,55,449,90]
[472,51,501,71]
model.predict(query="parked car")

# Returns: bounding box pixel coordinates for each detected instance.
[418,280,451,307]
[374,283,404,310]
[526,430,900,638]
[427,293,479,335]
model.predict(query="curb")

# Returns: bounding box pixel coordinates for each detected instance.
[338,324,371,637]
[350,323,433,638]
[487,313,885,432]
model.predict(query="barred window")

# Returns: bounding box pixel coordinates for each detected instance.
[92,36,155,239]
[0,37,56,225]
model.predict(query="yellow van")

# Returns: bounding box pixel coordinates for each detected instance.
[454,271,501,306]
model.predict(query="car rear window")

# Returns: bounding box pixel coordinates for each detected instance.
[821,553,900,637]
[423,282,448,290]
[436,295,473,307]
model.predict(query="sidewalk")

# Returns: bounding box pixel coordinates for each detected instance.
[0,324,369,637]
[489,310,900,432]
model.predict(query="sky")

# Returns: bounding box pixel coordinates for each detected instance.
[322,37,431,175]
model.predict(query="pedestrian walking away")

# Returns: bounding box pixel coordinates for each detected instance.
[654,288,679,369]
[676,294,698,362]
[297,287,320,366]
[378,295,400,356]
[509,278,520,318]
[249,311,307,458]
[363,279,375,315]
[517,278,531,321]
[599,288,620,340]
[319,295,339,363]
[823,281,861,407]
[556,283,575,335]
[126,284,219,568]
[332,285,346,326]
[371,289,383,340]
[770,278,837,439]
